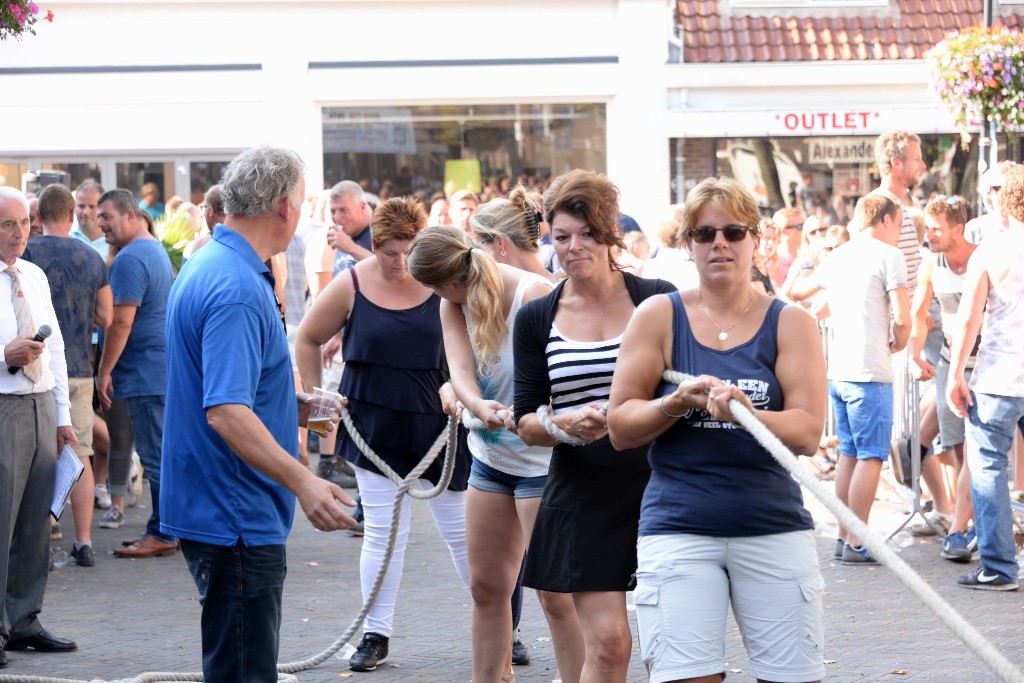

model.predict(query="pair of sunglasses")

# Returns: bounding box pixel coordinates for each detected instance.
[691,225,751,244]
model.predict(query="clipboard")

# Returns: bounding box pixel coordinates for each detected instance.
[51,444,85,521]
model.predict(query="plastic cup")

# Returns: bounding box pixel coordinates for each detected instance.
[308,387,343,436]
[51,547,69,569]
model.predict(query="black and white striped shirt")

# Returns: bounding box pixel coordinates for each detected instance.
[546,323,623,414]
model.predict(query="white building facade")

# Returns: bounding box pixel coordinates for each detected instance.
[1,0,1008,230]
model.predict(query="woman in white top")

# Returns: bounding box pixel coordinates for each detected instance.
[408,195,578,683]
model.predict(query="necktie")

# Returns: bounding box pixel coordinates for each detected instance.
[5,266,43,383]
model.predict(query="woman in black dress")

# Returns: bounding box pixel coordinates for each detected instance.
[514,170,675,682]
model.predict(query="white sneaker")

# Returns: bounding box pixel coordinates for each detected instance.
[95,483,112,510]
[126,452,144,508]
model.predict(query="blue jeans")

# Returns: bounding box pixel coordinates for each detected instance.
[181,540,287,683]
[125,395,172,542]
[965,392,1024,582]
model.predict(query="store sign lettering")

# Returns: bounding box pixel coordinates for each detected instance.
[775,111,879,132]
[807,137,876,165]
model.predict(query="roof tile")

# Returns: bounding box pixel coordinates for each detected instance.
[675,0,1020,63]
[752,41,773,62]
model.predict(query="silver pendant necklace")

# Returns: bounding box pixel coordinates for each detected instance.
[697,291,756,342]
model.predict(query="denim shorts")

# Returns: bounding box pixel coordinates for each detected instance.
[634,531,825,683]
[829,380,893,460]
[468,457,547,499]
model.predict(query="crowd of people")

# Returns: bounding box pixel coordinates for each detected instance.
[2,128,1024,683]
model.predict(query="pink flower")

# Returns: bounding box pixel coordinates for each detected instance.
[29,3,38,15]
[10,5,24,20]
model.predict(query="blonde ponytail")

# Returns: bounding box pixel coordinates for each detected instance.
[408,225,507,370]
[464,249,507,368]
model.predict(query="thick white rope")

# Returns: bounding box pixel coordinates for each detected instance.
[536,404,590,446]
[0,411,459,683]
[459,405,510,432]
[661,369,1024,683]
[336,406,458,501]
[278,410,459,674]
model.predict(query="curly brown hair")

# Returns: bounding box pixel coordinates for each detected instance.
[999,162,1024,223]
[924,195,971,228]
[874,130,922,177]
[543,170,624,267]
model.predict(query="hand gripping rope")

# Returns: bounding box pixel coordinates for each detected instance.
[460,405,510,432]
[660,368,1024,683]
[535,405,590,446]
[0,409,460,683]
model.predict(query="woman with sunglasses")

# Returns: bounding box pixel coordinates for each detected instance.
[513,169,675,683]
[607,176,827,683]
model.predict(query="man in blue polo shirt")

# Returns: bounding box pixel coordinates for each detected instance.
[161,146,357,683]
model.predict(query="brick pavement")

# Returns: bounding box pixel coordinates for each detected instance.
[5,462,1024,683]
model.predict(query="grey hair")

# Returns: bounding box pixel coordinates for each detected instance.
[222,146,305,218]
[0,187,29,212]
[329,179,364,203]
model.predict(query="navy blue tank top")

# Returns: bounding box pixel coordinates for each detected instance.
[640,292,814,537]
[340,270,448,413]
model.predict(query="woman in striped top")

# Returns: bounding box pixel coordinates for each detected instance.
[513,170,675,683]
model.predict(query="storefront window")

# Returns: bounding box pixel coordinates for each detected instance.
[712,135,980,217]
[40,163,102,189]
[116,162,174,214]
[321,104,606,198]
[0,163,28,190]
[667,134,1021,226]
[0,162,100,192]
[189,161,230,205]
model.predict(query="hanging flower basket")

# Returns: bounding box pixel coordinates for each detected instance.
[928,24,1024,144]
[0,1,54,41]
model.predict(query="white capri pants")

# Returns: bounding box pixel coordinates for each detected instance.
[633,530,825,683]
[354,465,470,637]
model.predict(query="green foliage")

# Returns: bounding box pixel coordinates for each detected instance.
[156,211,198,274]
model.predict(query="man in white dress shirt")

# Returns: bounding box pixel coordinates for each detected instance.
[0,187,78,667]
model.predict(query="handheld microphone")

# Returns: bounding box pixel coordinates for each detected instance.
[7,324,52,375]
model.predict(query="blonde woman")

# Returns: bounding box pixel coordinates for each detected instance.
[408,212,579,682]
[472,188,555,281]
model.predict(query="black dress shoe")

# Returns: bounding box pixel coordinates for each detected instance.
[5,629,77,652]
